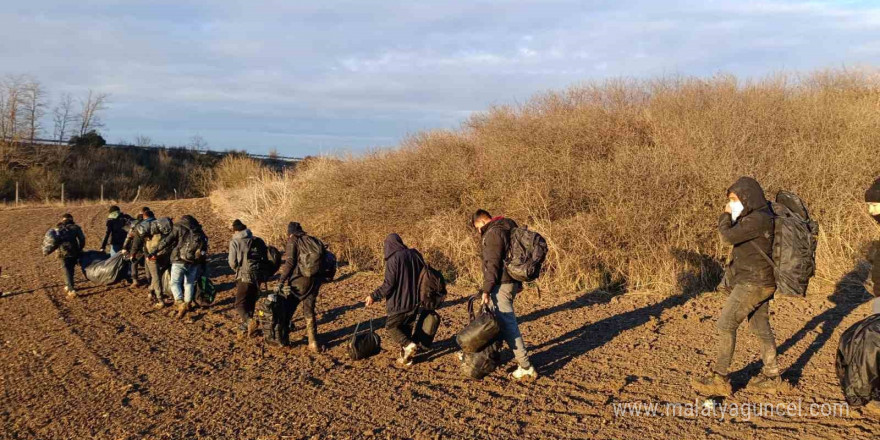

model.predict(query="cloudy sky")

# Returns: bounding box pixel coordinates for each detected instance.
[2,1,879,156]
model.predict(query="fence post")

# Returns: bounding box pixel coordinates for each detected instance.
[15,181,19,206]
[61,183,65,206]
[174,188,178,200]
[100,184,104,203]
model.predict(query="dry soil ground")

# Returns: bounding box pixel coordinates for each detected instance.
[1,199,878,439]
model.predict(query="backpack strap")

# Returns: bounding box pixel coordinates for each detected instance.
[749,241,778,271]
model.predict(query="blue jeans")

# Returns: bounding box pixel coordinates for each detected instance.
[490,283,532,369]
[170,263,201,303]
[873,297,880,315]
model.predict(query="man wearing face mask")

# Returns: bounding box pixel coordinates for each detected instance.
[866,177,880,314]
[692,176,780,396]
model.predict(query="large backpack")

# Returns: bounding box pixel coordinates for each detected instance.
[244,237,269,282]
[505,227,549,282]
[416,253,447,310]
[319,250,338,282]
[56,224,81,258]
[179,224,208,264]
[749,190,819,297]
[258,245,283,282]
[258,293,288,346]
[296,235,325,277]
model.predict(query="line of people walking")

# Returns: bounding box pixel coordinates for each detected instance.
[41,175,880,391]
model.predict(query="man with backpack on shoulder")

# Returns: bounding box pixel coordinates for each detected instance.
[274,222,325,352]
[133,211,173,309]
[364,233,426,366]
[55,213,86,298]
[148,214,208,319]
[471,209,538,381]
[692,177,781,397]
[122,207,152,287]
[101,205,132,257]
[228,219,263,339]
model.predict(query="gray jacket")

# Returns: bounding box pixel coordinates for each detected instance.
[228,229,255,283]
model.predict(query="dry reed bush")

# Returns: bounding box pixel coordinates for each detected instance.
[210,155,267,191]
[213,69,880,296]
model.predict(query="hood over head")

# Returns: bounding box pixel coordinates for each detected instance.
[287,222,305,237]
[383,233,408,260]
[234,229,252,240]
[727,177,768,215]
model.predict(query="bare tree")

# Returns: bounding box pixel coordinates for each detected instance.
[189,134,208,151]
[21,77,46,143]
[1,75,27,140]
[134,134,152,147]
[76,90,109,136]
[52,93,75,143]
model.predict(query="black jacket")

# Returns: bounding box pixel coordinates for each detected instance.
[480,217,519,293]
[101,213,132,250]
[56,220,86,260]
[719,177,775,288]
[277,222,318,297]
[371,233,425,314]
[153,215,207,265]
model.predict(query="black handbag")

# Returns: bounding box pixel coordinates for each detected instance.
[455,294,501,353]
[348,314,381,361]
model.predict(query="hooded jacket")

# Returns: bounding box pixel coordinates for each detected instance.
[865,177,880,297]
[228,228,256,283]
[371,233,425,314]
[719,177,775,288]
[153,215,207,265]
[480,217,519,293]
[277,222,318,297]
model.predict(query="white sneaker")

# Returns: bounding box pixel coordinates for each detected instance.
[511,366,538,381]
[397,342,419,366]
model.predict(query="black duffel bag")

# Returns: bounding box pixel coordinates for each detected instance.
[348,314,381,361]
[459,340,502,380]
[456,294,501,353]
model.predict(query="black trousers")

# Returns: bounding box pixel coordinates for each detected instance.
[61,257,78,291]
[234,281,259,323]
[386,309,419,347]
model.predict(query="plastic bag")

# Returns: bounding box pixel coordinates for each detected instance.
[42,228,60,255]
[81,251,129,285]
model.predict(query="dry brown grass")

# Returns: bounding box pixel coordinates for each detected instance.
[212,70,880,295]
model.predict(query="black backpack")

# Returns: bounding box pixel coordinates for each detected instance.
[749,190,819,297]
[259,294,288,346]
[416,253,447,310]
[245,237,269,281]
[258,245,283,282]
[56,224,81,258]
[296,235,325,277]
[179,225,208,264]
[505,227,549,282]
[413,310,441,350]
[319,250,337,282]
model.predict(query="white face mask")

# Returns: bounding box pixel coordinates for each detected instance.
[729,201,745,221]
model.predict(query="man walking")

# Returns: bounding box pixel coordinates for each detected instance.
[55,213,86,298]
[276,222,323,352]
[471,209,537,380]
[101,205,132,256]
[149,215,208,319]
[364,233,425,366]
[692,176,781,396]
[228,219,261,339]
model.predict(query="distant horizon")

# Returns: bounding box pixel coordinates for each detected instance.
[3,0,880,156]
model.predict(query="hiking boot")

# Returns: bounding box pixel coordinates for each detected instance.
[511,366,539,381]
[237,321,249,340]
[175,302,188,319]
[861,401,880,418]
[305,318,323,353]
[397,342,419,366]
[247,318,258,338]
[747,373,782,392]
[690,372,732,397]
